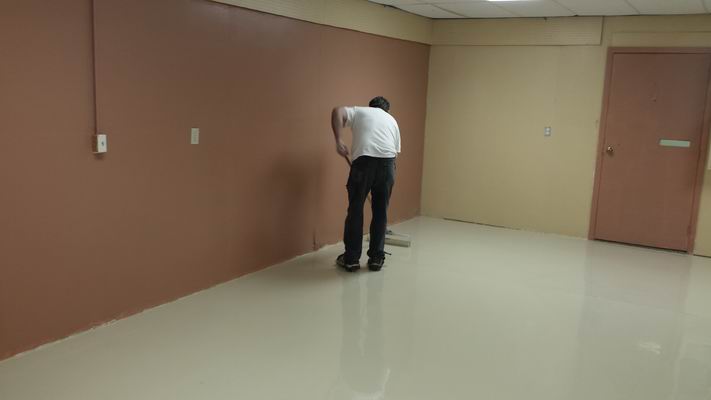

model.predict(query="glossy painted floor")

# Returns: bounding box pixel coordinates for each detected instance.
[2,217,711,400]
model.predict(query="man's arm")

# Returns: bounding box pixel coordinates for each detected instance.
[331,107,349,158]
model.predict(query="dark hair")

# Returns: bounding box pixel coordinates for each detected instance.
[369,96,390,112]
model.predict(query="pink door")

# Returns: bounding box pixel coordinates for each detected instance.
[592,50,711,251]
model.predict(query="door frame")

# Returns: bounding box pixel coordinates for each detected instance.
[588,47,711,253]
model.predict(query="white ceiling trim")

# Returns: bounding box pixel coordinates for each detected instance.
[369,0,711,19]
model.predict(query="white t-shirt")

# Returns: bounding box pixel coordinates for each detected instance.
[344,106,401,160]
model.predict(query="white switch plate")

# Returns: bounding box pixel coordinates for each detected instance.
[191,128,200,145]
[93,134,108,153]
[544,127,552,137]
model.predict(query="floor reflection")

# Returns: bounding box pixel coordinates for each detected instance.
[329,274,390,399]
[573,243,711,400]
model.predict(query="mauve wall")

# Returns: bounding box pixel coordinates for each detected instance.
[0,0,429,360]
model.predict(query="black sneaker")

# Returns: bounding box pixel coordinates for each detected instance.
[367,257,385,271]
[336,254,360,273]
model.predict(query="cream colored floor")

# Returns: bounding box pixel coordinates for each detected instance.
[2,217,711,400]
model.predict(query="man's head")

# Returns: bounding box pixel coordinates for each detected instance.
[369,96,390,113]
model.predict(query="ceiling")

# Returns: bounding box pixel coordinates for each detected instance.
[369,0,711,19]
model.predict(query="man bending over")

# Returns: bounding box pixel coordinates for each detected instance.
[331,96,401,272]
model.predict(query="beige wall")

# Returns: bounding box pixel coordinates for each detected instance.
[432,16,602,46]
[209,0,433,44]
[422,15,711,256]
[700,172,711,256]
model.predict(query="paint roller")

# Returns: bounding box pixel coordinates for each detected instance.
[344,156,412,248]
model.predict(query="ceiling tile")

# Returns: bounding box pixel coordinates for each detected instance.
[368,0,421,5]
[626,0,707,14]
[554,0,639,15]
[493,0,576,17]
[369,0,711,18]
[425,0,486,3]
[397,4,466,18]
[437,2,518,18]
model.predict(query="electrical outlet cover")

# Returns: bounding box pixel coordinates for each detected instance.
[93,134,108,153]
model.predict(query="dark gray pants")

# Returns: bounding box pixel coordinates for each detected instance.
[343,156,395,263]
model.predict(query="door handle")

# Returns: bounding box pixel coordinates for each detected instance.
[606,146,614,155]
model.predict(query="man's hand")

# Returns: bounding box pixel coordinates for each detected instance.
[332,107,350,159]
[336,140,349,158]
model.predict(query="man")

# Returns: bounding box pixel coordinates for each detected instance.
[331,96,401,272]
